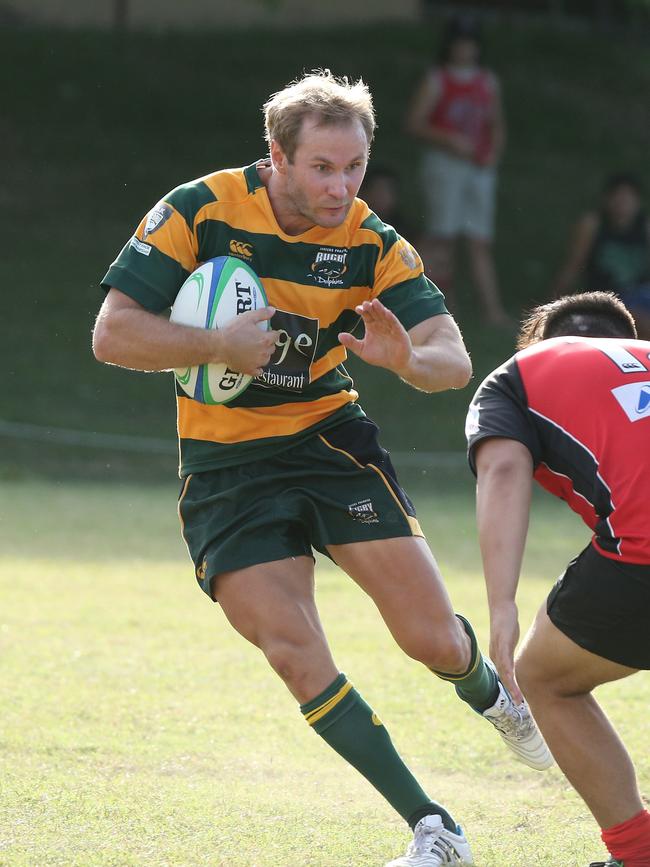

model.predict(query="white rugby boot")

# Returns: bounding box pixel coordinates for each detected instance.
[482,678,554,771]
[385,814,474,866]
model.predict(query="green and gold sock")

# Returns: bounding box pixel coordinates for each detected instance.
[432,614,500,713]
[301,673,456,832]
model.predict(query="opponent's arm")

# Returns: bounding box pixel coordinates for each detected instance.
[93,287,278,376]
[338,299,472,393]
[474,437,534,703]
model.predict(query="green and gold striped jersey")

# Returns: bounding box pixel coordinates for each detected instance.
[101,160,447,476]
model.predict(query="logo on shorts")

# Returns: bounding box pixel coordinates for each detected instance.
[143,202,173,238]
[196,557,208,583]
[229,239,253,259]
[308,246,349,287]
[348,498,379,524]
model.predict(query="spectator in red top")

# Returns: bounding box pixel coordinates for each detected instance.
[406,15,509,326]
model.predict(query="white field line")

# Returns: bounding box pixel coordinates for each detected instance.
[0,418,466,466]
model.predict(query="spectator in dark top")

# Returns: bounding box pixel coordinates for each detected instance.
[551,173,650,338]
[406,14,509,327]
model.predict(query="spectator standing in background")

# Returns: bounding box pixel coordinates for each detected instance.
[406,14,509,327]
[551,173,650,338]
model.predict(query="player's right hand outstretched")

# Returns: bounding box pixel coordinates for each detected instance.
[215,307,279,376]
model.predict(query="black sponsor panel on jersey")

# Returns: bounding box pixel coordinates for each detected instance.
[253,309,319,393]
[232,366,353,408]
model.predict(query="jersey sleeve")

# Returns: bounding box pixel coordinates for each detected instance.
[100,190,199,312]
[366,214,448,330]
[466,356,542,475]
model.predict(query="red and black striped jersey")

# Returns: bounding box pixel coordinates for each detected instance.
[466,336,650,564]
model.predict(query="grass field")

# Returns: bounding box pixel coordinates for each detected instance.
[2,475,648,866]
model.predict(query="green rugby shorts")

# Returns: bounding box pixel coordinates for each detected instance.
[178,416,423,598]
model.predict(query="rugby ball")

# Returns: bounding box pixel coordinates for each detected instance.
[170,256,268,404]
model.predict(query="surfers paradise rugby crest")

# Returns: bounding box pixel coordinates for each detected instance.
[101,159,446,475]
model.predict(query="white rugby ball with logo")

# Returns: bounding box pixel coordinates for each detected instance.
[170,256,268,404]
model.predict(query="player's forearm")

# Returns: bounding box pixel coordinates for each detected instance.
[475,443,533,615]
[395,343,472,393]
[92,306,223,372]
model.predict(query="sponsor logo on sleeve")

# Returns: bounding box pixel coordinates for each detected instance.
[611,381,650,421]
[143,202,173,239]
[130,236,152,256]
[398,240,420,270]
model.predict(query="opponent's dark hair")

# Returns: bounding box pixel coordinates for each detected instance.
[516,291,637,350]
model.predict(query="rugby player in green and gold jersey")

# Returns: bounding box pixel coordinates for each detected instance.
[93,70,550,867]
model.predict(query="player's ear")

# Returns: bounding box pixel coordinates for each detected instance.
[270,139,288,174]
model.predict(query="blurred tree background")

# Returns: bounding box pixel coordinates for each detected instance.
[3,2,650,479]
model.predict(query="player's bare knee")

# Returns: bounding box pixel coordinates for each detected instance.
[514,653,537,696]
[400,625,469,673]
[515,650,557,702]
[263,638,318,693]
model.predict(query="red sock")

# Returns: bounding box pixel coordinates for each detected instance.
[602,809,650,866]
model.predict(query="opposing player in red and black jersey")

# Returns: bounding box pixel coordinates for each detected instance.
[467,291,650,867]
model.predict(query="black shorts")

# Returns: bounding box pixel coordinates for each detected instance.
[547,543,650,669]
[178,417,423,599]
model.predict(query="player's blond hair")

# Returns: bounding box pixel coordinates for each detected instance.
[263,69,376,162]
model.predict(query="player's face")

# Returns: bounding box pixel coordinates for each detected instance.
[272,116,369,233]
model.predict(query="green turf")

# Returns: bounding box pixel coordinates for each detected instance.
[3,19,650,474]
[2,478,647,866]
